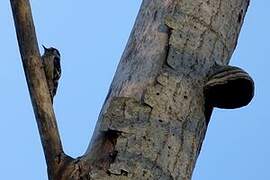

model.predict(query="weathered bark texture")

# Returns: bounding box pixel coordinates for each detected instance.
[84,0,253,179]
[10,0,254,179]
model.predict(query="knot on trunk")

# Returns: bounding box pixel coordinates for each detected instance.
[204,65,254,109]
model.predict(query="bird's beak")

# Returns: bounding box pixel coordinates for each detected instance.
[42,45,48,51]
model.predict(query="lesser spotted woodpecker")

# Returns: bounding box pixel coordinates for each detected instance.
[41,45,61,102]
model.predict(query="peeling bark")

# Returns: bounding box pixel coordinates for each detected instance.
[85,0,253,179]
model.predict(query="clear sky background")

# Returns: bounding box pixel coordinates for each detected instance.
[0,1,269,179]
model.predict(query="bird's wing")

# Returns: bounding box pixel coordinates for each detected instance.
[54,57,61,80]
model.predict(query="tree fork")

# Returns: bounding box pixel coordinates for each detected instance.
[10,0,254,179]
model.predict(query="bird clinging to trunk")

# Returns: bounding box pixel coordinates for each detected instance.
[41,45,61,103]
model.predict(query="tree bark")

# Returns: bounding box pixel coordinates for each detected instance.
[84,0,253,179]
[10,0,253,179]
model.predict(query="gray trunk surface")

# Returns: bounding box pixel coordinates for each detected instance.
[84,0,252,179]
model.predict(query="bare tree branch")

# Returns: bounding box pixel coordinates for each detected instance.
[10,0,64,176]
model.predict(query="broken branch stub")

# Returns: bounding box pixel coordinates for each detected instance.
[204,65,254,109]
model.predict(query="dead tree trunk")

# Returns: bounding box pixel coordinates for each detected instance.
[84,0,254,179]
[10,0,253,179]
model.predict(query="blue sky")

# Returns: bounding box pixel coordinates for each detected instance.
[0,1,269,179]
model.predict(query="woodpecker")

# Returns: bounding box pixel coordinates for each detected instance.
[41,45,61,102]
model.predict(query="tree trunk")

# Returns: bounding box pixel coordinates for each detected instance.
[11,0,253,179]
[84,0,253,179]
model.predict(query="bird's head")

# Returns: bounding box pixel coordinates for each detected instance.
[42,45,60,59]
